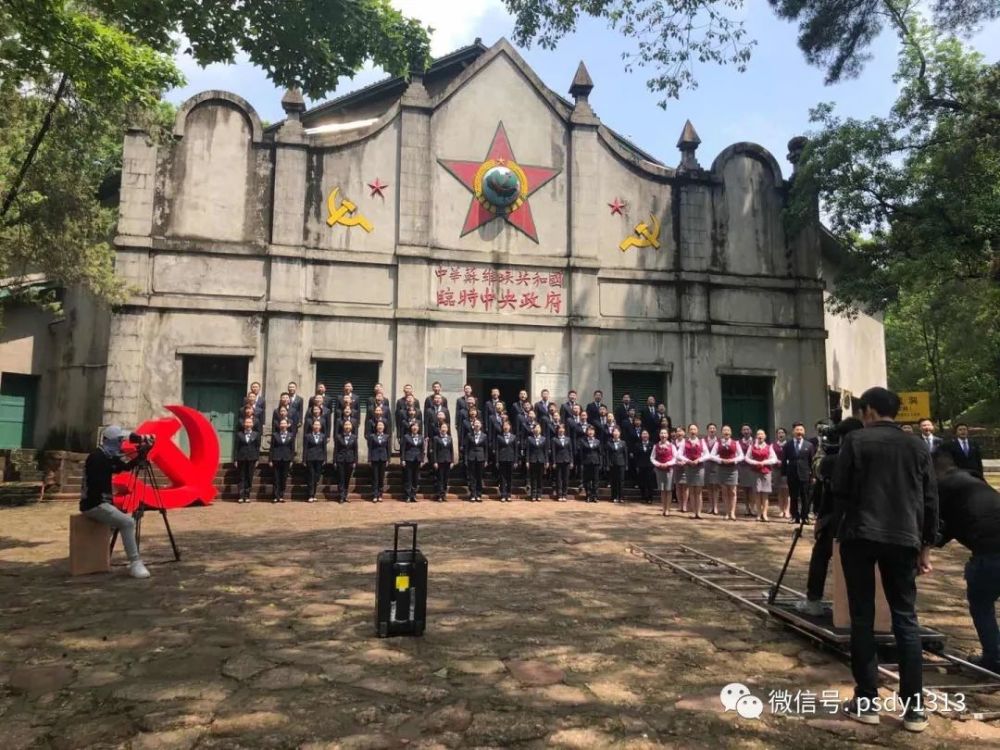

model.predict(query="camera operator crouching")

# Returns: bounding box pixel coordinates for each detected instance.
[80,426,154,579]
[831,387,939,733]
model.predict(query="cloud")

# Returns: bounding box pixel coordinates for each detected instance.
[394,0,505,55]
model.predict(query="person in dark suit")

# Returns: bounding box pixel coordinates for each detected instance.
[632,430,656,503]
[365,383,387,414]
[614,394,633,429]
[314,382,331,413]
[424,394,449,444]
[249,381,265,421]
[487,402,506,471]
[367,419,390,503]
[534,389,554,423]
[366,405,392,442]
[235,416,261,503]
[560,389,580,424]
[495,421,518,502]
[485,388,502,422]
[606,427,630,504]
[551,424,574,502]
[423,381,448,412]
[579,426,603,503]
[430,423,455,502]
[304,403,330,444]
[641,396,660,439]
[917,419,942,455]
[239,404,261,434]
[400,421,424,503]
[269,419,295,503]
[525,423,549,502]
[586,390,605,424]
[783,422,817,523]
[395,384,415,417]
[947,423,985,479]
[287,382,304,430]
[334,421,358,503]
[465,419,488,502]
[335,382,355,416]
[593,405,612,449]
[303,419,328,503]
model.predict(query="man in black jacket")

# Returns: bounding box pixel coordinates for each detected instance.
[934,449,1000,673]
[832,387,938,732]
[783,422,817,524]
[80,426,151,578]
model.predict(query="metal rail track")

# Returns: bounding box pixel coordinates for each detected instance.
[628,543,1000,721]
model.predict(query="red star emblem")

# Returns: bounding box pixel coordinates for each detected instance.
[609,198,626,216]
[438,122,560,242]
[368,178,388,198]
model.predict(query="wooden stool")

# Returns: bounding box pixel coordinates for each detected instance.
[832,540,892,632]
[69,514,112,576]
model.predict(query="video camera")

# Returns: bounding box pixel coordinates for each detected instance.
[127,432,156,459]
[816,408,844,456]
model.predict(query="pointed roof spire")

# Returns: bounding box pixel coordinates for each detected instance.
[569,61,594,99]
[281,87,306,118]
[676,119,701,149]
[676,119,702,171]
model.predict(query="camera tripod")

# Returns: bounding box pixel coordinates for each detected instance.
[110,454,181,562]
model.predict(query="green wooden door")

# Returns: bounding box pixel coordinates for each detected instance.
[182,357,248,463]
[721,375,772,435]
[0,374,38,449]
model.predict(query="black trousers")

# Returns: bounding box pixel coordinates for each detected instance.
[528,462,545,497]
[610,465,625,500]
[583,464,599,500]
[306,460,323,498]
[435,462,451,497]
[371,460,386,497]
[553,462,570,496]
[789,477,811,521]
[806,521,835,601]
[498,461,514,498]
[840,539,923,702]
[403,460,420,500]
[337,461,354,499]
[238,459,255,499]
[638,467,655,500]
[966,554,1000,665]
[272,460,290,499]
[467,460,484,498]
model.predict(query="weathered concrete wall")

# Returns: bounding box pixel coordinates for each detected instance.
[102,40,839,440]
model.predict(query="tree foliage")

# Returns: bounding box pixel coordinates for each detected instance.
[787,18,1000,420]
[1,0,430,304]
[506,0,998,105]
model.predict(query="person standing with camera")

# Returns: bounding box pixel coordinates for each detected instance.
[832,387,938,732]
[80,426,151,579]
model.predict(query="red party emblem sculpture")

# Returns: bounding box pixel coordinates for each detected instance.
[112,405,220,512]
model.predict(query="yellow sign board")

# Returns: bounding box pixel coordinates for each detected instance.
[897,391,931,422]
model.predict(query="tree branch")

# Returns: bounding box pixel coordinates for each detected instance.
[0,74,68,221]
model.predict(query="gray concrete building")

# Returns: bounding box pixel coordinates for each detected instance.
[1,38,885,457]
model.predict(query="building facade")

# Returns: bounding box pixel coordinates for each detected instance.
[92,38,882,459]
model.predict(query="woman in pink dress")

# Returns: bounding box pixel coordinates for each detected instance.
[650,428,677,517]
[714,425,744,520]
[682,423,707,519]
[743,429,779,522]
[703,423,720,514]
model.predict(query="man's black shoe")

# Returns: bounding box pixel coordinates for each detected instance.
[902,707,928,733]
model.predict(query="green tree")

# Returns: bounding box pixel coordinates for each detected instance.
[505,0,997,104]
[1,0,430,302]
[788,23,1000,421]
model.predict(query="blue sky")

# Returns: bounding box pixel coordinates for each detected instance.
[168,0,1000,175]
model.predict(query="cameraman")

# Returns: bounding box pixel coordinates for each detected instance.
[80,426,151,579]
[832,387,938,732]
[933,450,1000,674]
[794,412,865,616]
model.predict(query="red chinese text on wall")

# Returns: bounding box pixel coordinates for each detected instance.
[433,265,564,314]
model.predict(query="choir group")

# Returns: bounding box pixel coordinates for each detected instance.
[231,380,821,519]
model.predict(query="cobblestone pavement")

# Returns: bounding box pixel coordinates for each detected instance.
[2,499,999,749]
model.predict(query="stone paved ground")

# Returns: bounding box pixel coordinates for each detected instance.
[2,499,1000,749]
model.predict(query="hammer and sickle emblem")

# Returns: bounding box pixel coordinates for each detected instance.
[112,405,220,511]
[326,187,374,233]
[618,213,661,252]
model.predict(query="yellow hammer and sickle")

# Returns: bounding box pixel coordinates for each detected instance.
[618,213,661,252]
[326,187,374,233]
